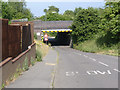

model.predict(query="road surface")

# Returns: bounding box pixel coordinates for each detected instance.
[6,45,119,89]
[53,46,118,88]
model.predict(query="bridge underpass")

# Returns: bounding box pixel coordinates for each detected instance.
[41,29,72,46]
[33,20,73,46]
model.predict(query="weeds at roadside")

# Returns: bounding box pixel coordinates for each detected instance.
[0,83,5,90]
[23,57,29,71]
[30,57,36,66]
[36,50,42,62]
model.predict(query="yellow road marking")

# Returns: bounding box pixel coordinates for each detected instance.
[45,63,56,66]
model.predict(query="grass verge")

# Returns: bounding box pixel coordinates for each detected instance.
[35,39,49,61]
[73,34,119,56]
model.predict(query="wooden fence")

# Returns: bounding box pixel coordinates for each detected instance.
[8,24,22,58]
[1,19,34,61]
[1,19,9,61]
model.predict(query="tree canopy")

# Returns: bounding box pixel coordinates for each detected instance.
[71,1,120,47]
[0,0,33,20]
[44,6,59,14]
[37,6,74,21]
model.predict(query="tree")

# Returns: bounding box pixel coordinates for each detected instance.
[99,1,120,40]
[63,10,74,20]
[74,7,82,15]
[44,6,59,14]
[1,2,14,20]
[1,0,33,20]
[71,7,100,43]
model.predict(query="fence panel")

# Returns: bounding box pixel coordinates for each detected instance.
[1,19,9,61]
[28,22,34,43]
[11,21,34,43]
[8,24,22,58]
[22,25,32,52]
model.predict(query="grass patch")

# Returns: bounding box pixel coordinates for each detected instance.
[35,39,49,61]
[73,33,119,56]
[23,57,29,71]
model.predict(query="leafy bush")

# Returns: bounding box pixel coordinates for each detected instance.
[99,2,120,41]
[71,7,100,44]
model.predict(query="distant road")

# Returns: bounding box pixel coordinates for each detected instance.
[53,46,118,88]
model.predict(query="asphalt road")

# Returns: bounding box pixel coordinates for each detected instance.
[53,46,119,88]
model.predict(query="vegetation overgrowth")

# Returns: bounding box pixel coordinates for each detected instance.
[71,1,120,56]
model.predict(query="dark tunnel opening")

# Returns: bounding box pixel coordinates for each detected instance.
[43,32,72,46]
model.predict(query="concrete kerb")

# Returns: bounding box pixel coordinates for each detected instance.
[49,50,59,88]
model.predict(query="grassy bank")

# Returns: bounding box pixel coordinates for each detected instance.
[35,39,49,61]
[73,33,119,56]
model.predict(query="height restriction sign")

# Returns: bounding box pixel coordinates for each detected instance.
[44,33,48,41]
[44,33,48,38]
[44,38,48,41]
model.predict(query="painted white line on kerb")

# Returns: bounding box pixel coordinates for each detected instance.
[98,61,109,67]
[113,69,120,72]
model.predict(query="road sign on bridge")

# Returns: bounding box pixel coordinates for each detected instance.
[44,33,48,41]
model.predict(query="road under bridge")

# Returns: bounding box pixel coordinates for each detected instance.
[33,21,73,46]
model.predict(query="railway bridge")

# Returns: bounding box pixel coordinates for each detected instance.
[33,20,73,46]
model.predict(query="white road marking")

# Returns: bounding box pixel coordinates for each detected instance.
[92,59,96,61]
[87,70,112,75]
[98,61,109,67]
[73,52,81,55]
[84,55,88,57]
[113,69,120,72]
[76,72,78,74]
[89,57,96,61]
[66,72,75,76]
